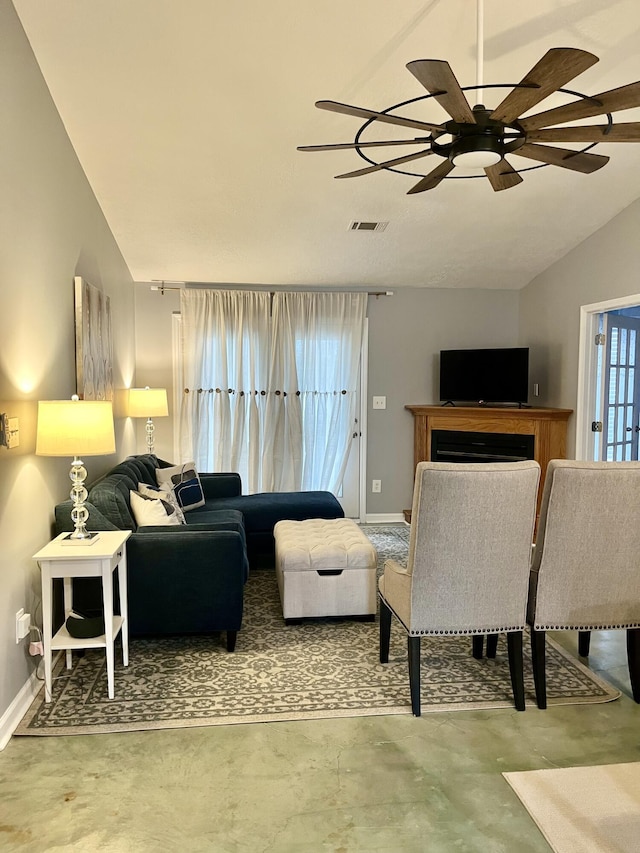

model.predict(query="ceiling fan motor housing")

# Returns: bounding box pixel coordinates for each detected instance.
[436,107,520,168]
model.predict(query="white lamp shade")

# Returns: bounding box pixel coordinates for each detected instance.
[36,399,116,457]
[127,387,169,418]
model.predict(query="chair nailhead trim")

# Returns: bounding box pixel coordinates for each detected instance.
[535,622,640,631]
[379,595,524,636]
[408,625,523,637]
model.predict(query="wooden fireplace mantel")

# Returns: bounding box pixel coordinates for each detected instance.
[404,404,573,524]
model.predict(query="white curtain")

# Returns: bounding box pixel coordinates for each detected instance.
[179,289,272,493]
[178,288,366,495]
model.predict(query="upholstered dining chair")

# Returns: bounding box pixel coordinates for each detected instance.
[379,460,540,716]
[528,459,640,709]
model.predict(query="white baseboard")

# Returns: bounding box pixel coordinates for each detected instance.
[364,513,407,524]
[0,669,42,751]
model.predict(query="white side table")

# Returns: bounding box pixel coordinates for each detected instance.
[33,530,132,702]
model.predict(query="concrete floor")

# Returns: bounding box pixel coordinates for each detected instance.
[1,630,639,853]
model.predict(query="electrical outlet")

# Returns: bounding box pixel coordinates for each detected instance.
[372,396,386,410]
[372,479,381,493]
[16,609,30,643]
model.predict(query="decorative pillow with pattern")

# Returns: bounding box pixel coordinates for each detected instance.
[137,481,186,523]
[156,461,205,512]
[130,489,183,527]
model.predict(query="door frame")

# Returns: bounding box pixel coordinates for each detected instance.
[576,292,640,460]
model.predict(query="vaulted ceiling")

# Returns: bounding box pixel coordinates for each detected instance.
[12,0,640,290]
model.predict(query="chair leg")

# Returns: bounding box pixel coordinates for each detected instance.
[626,627,640,703]
[486,633,499,659]
[226,630,237,653]
[408,635,421,717]
[578,630,591,657]
[379,598,392,664]
[530,628,547,709]
[507,631,525,711]
[472,635,484,659]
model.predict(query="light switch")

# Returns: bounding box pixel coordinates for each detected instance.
[372,396,386,410]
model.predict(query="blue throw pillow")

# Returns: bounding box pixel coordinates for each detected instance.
[156,462,206,512]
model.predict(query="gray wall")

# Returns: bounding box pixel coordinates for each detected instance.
[519,197,640,455]
[366,287,520,514]
[0,1,135,732]
[134,284,521,516]
[133,284,180,461]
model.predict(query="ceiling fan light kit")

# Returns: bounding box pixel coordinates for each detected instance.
[298,1,640,193]
[450,135,503,169]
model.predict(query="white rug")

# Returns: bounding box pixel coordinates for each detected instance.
[504,763,640,853]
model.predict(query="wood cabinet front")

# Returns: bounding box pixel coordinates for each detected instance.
[404,405,573,524]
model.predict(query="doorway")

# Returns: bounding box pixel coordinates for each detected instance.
[577,295,640,460]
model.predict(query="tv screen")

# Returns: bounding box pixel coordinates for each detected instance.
[439,347,529,405]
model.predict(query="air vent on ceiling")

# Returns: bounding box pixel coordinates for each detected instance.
[349,221,388,232]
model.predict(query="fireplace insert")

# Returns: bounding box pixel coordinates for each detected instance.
[430,429,535,464]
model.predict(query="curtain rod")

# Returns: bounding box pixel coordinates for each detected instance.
[150,282,393,297]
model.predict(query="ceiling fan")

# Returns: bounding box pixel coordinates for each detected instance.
[297,0,640,192]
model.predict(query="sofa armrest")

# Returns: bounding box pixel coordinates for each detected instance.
[126,529,247,635]
[200,472,242,500]
[128,527,244,572]
[136,523,249,579]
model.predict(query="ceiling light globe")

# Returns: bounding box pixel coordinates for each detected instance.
[452,149,503,169]
[449,132,505,170]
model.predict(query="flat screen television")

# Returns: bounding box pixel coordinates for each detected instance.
[439,347,529,405]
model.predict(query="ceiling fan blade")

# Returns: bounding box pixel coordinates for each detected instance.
[485,160,523,192]
[514,142,609,173]
[490,48,599,124]
[297,137,433,152]
[407,160,455,194]
[519,81,640,131]
[406,59,475,123]
[335,149,433,179]
[315,100,443,133]
[526,122,640,143]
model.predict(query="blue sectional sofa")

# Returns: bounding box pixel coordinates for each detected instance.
[55,454,343,648]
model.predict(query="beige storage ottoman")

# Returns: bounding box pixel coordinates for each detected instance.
[274,518,378,620]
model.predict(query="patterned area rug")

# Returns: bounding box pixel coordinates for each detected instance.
[15,525,620,736]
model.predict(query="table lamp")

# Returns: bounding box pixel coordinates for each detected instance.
[36,396,116,543]
[126,387,168,454]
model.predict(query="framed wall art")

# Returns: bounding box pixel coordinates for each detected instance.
[74,276,114,401]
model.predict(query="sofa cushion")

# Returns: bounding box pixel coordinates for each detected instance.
[184,508,245,528]
[130,454,161,483]
[189,490,344,534]
[123,455,158,487]
[88,473,138,530]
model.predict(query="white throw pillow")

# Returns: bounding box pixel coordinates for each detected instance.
[130,490,183,527]
[156,461,205,511]
[137,481,186,523]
